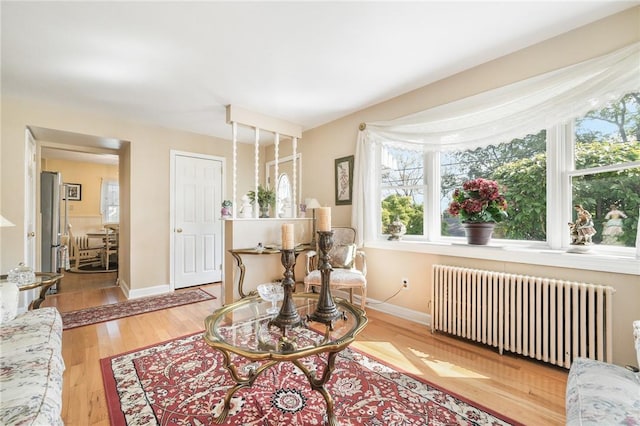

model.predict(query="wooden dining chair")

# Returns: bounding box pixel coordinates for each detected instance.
[102,224,119,270]
[67,225,101,270]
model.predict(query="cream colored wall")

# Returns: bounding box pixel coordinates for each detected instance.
[1,96,253,292]
[296,7,640,366]
[236,144,269,200]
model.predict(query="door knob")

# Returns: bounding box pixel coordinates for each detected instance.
[176,228,183,233]
[27,232,35,237]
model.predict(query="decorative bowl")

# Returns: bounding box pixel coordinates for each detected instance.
[257,282,284,314]
[7,262,35,285]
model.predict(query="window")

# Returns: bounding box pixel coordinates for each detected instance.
[380,147,425,236]
[101,179,119,224]
[441,131,547,241]
[570,93,640,248]
[378,91,640,253]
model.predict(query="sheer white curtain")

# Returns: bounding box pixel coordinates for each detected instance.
[352,41,640,245]
[352,131,378,246]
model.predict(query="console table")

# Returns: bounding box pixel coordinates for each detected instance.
[228,244,312,298]
[203,292,368,425]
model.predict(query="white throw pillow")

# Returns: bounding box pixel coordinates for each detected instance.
[329,244,357,269]
[0,281,20,324]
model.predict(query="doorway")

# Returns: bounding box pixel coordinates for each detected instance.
[30,126,124,293]
[171,151,225,289]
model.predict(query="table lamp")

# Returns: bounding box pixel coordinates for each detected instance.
[305,198,322,246]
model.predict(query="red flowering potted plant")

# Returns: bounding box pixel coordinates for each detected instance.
[447,178,508,245]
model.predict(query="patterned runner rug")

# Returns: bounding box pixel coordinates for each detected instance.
[61,288,215,330]
[101,332,521,426]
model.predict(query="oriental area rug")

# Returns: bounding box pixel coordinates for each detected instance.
[101,332,519,426]
[61,289,216,330]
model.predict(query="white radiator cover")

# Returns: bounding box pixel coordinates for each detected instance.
[432,264,615,368]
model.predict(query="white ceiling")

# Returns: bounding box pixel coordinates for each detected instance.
[2,1,638,146]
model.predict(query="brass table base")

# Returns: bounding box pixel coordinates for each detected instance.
[204,293,368,426]
[214,349,340,426]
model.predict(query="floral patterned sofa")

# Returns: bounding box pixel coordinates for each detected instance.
[0,307,65,425]
[566,320,640,425]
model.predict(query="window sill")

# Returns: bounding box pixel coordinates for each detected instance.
[365,239,640,276]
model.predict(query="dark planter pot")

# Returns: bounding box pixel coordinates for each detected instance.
[462,222,495,245]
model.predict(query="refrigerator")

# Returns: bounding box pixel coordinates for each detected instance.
[41,171,62,273]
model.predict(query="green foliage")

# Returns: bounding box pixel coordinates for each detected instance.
[491,141,639,245]
[448,132,546,184]
[381,195,423,235]
[246,185,275,207]
[492,153,547,240]
[572,141,640,246]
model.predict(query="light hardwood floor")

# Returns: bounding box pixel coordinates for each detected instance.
[44,273,567,425]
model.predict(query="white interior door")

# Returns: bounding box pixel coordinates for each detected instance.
[25,129,37,268]
[173,153,223,288]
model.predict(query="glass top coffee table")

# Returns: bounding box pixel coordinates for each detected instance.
[0,272,63,310]
[204,292,367,425]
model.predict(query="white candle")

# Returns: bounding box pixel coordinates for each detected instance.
[282,223,295,249]
[317,207,331,232]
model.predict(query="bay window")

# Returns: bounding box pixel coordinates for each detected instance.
[377,93,639,254]
[352,42,639,269]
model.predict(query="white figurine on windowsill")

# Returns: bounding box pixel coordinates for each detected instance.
[568,204,596,253]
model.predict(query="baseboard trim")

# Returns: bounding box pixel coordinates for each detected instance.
[331,289,431,327]
[125,283,173,299]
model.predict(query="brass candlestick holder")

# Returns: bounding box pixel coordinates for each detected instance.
[308,230,342,327]
[270,249,303,332]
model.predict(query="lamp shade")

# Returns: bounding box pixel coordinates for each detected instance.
[0,215,15,228]
[305,198,321,209]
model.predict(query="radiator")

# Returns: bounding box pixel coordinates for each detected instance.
[431,264,615,368]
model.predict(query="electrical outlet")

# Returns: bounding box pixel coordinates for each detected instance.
[401,278,409,289]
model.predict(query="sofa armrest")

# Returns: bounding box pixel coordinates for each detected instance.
[566,358,640,426]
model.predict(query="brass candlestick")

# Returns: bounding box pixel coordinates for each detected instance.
[308,230,342,327]
[270,249,303,332]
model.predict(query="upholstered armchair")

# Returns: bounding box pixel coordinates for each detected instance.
[304,227,367,309]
